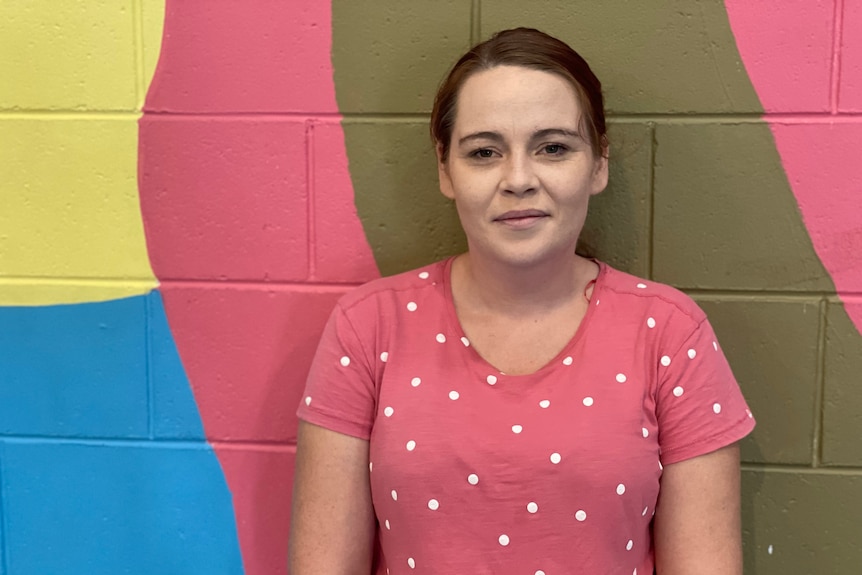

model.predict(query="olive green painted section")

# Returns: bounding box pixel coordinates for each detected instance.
[823,299,862,466]
[654,123,833,291]
[697,298,821,465]
[331,0,472,114]
[742,470,862,574]
[578,123,653,277]
[340,120,465,275]
[479,0,762,114]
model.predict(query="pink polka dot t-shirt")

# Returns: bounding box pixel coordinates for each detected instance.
[297,257,755,574]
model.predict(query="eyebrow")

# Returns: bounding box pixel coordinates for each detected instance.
[457,128,582,146]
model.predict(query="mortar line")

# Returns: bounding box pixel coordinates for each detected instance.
[145,293,154,440]
[830,0,845,113]
[470,0,482,45]
[741,463,862,476]
[647,122,657,280]
[812,297,829,467]
[306,119,317,281]
[132,0,146,111]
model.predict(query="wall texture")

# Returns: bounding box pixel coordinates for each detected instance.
[1,1,860,574]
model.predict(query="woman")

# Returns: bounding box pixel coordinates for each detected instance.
[290,28,754,574]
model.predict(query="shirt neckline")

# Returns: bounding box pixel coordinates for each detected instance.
[440,255,608,381]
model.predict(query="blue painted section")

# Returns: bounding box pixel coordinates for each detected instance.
[0,297,148,438]
[148,291,206,439]
[0,441,6,575]
[2,439,243,574]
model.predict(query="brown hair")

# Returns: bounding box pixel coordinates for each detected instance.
[431,28,607,161]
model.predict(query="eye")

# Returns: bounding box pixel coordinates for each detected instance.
[471,148,495,159]
[542,144,568,155]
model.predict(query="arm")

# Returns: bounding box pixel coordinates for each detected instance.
[288,421,376,575]
[653,443,743,575]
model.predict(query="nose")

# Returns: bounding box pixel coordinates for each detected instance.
[500,152,538,196]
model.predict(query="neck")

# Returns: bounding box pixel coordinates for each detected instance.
[452,250,597,317]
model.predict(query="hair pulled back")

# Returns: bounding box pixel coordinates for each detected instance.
[431,28,607,161]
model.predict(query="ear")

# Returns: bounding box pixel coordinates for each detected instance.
[590,145,609,196]
[436,142,456,200]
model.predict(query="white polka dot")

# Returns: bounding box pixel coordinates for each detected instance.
[449,390,460,400]
[647,317,656,328]
[461,336,470,347]
[407,557,415,569]
[637,283,647,289]
[747,408,754,418]
[642,506,648,516]
[428,499,439,510]
[583,396,594,407]
[406,440,416,451]
[436,333,446,343]
[512,425,523,434]
[380,351,389,362]
[659,460,664,471]
[660,355,671,367]
[713,403,722,414]
[575,510,587,521]
[391,490,398,501]
[539,399,551,408]
[411,377,421,387]
[419,271,430,279]
[713,341,718,351]
[406,301,418,312]
[687,348,697,359]
[616,373,627,383]
[384,406,394,417]
[486,374,497,385]
[616,483,626,495]
[562,356,574,366]
[369,461,373,472]
[626,539,633,551]
[642,427,649,438]
[634,570,638,575]
[673,386,684,397]
[498,534,510,546]
[536,571,546,575]
[527,501,538,513]
[304,396,312,406]
[468,473,479,485]
[339,356,350,367]
[596,299,600,305]
[550,452,562,464]
[385,519,390,529]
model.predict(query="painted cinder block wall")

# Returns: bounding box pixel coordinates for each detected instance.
[1,1,860,574]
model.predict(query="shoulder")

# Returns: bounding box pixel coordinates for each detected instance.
[596,262,707,333]
[334,258,448,318]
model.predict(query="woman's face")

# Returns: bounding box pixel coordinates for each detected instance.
[438,65,608,269]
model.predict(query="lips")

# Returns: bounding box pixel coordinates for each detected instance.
[494,209,548,221]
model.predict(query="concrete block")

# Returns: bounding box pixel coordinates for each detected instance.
[145,0,340,113]
[156,284,347,442]
[341,120,466,276]
[822,298,862,466]
[0,119,153,282]
[654,123,832,291]
[140,0,166,102]
[839,1,862,112]
[578,122,652,277]
[331,0,472,114]
[138,117,308,282]
[0,296,148,439]
[1,440,242,574]
[742,469,862,574]
[311,120,380,283]
[0,1,137,111]
[480,0,761,114]
[216,445,296,575]
[695,297,821,464]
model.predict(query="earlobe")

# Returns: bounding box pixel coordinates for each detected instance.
[436,143,456,200]
[590,154,609,196]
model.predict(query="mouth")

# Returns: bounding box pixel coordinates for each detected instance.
[494,209,549,228]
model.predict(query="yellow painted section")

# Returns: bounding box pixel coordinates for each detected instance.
[0,1,165,306]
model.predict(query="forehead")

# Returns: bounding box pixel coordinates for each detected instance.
[454,65,583,135]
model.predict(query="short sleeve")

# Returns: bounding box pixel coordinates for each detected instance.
[655,317,755,465]
[296,303,378,440]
